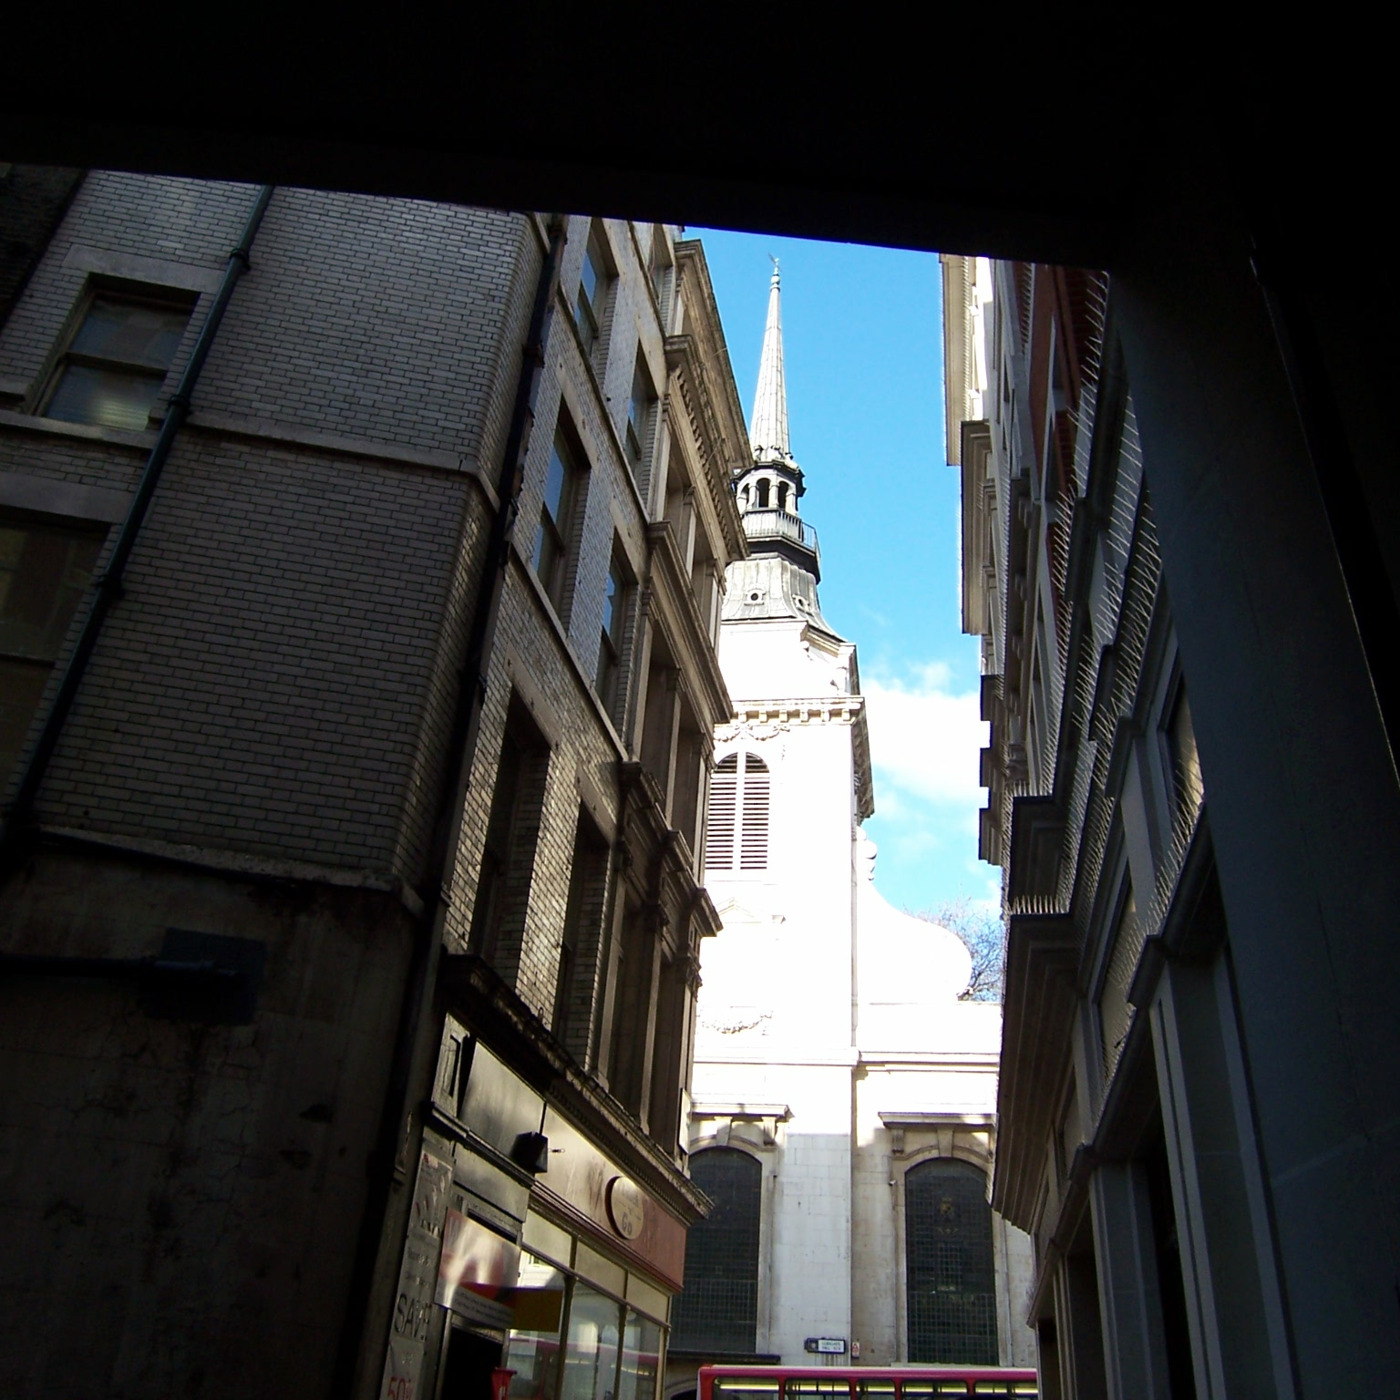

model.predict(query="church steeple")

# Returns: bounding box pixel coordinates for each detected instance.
[734,261,821,582]
[749,262,791,464]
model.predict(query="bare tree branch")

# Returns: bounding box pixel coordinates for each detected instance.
[907,898,1006,1002]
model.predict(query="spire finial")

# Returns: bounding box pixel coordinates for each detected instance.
[749,261,790,463]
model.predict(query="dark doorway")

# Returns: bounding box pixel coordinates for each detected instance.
[438,1323,504,1400]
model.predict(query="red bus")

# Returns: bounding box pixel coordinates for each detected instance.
[697,1365,1037,1400]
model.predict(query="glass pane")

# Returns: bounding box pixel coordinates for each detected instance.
[900,1384,969,1398]
[46,363,163,430]
[972,1386,1037,1397]
[559,1282,621,1400]
[543,440,569,522]
[905,1159,999,1364]
[71,298,188,368]
[671,1149,761,1352]
[712,1382,780,1400]
[506,1253,568,1400]
[786,1383,852,1398]
[857,1383,895,1400]
[615,1309,661,1400]
[579,245,601,309]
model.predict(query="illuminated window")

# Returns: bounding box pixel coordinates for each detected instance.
[43,293,191,431]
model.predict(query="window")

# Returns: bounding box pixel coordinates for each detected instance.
[596,547,630,717]
[534,427,586,615]
[704,752,770,872]
[1165,681,1204,816]
[647,224,672,311]
[553,808,611,1053]
[43,292,192,430]
[625,356,656,478]
[468,696,551,969]
[575,227,612,361]
[905,1159,998,1365]
[672,1147,762,1354]
[1,517,104,785]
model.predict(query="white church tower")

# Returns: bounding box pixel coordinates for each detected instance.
[666,266,1036,1384]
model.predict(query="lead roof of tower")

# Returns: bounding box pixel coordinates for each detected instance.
[747,262,791,465]
[721,555,846,641]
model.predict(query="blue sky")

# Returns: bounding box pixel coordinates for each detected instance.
[692,227,997,917]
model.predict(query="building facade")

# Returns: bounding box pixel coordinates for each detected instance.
[0,168,749,1400]
[945,251,1317,1399]
[664,271,1035,1395]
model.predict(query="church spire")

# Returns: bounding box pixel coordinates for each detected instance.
[748,261,791,463]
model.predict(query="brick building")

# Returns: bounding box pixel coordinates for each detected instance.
[0,169,748,1399]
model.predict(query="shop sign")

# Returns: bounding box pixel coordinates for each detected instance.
[606,1176,644,1241]
[380,1150,452,1400]
[436,1209,520,1328]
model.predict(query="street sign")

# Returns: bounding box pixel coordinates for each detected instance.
[803,1338,847,1355]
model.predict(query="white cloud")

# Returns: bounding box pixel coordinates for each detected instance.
[863,663,987,808]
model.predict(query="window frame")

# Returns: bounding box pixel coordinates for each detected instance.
[625,354,657,479]
[574,225,615,364]
[38,283,195,432]
[533,423,588,619]
[596,544,632,720]
[704,750,771,874]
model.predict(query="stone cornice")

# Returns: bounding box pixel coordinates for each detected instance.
[992,912,1080,1230]
[721,694,867,730]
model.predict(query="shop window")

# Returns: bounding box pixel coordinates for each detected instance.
[506,1251,569,1400]
[468,695,551,968]
[704,752,770,873]
[671,1147,762,1354]
[560,1283,621,1400]
[0,516,104,786]
[905,1159,998,1365]
[42,291,192,431]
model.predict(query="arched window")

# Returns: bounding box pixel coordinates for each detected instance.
[755,478,770,508]
[704,753,770,872]
[905,1159,998,1365]
[777,482,789,512]
[671,1148,761,1354]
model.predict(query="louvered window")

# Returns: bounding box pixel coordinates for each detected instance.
[704,752,769,872]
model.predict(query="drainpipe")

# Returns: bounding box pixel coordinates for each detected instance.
[0,183,276,857]
[332,212,567,1398]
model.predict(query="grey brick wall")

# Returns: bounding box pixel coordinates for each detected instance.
[0,176,542,888]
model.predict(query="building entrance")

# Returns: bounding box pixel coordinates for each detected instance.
[438,1323,504,1400]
